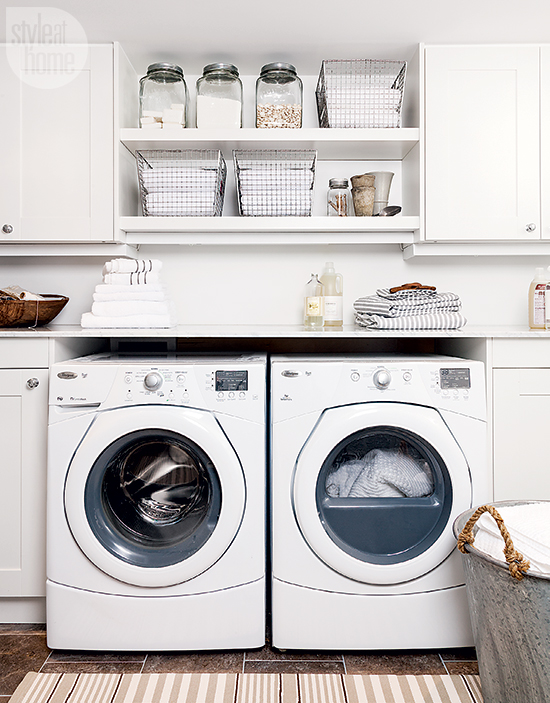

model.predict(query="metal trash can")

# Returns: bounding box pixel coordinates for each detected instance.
[453,501,550,703]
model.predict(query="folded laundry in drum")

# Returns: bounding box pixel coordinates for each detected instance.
[326,448,433,499]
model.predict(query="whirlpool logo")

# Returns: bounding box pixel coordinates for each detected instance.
[280,394,293,401]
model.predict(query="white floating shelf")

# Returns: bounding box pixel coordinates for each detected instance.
[119,216,419,245]
[120,127,420,161]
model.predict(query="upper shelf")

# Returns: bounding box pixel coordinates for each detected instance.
[120,127,420,161]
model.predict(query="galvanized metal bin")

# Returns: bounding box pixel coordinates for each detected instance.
[453,501,550,703]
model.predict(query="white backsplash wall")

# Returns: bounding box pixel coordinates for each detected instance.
[0,247,546,328]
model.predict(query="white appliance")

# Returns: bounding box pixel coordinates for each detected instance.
[270,354,489,650]
[47,353,266,651]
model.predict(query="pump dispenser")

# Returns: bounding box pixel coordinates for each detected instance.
[320,262,343,326]
[529,267,549,329]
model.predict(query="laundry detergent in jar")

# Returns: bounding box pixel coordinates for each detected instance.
[196,63,243,128]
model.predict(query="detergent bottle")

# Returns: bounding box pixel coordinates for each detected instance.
[528,267,549,329]
[320,262,343,327]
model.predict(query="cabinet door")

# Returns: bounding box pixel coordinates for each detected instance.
[0,44,113,242]
[493,368,550,501]
[425,45,540,241]
[540,46,550,240]
[0,368,48,596]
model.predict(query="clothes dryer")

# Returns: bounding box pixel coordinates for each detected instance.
[47,353,266,651]
[270,355,489,650]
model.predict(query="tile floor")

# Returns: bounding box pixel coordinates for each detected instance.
[0,624,479,701]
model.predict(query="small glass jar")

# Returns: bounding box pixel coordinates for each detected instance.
[256,62,303,128]
[196,63,243,128]
[139,63,188,128]
[327,178,352,216]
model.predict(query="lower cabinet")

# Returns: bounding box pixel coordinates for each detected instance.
[492,339,550,501]
[0,338,49,624]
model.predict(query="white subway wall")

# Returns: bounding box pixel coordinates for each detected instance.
[0,249,544,328]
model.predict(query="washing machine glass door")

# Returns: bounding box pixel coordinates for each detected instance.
[64,405,245,587]
[293,403,472,585]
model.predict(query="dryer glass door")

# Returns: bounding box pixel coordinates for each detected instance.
[292,403,472,585]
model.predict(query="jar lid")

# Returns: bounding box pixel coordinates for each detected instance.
[146,62,184,77]
[202,63,239,77]
[329,178,349,188]
[259,62,297,76]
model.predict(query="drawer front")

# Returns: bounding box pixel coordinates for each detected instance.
[0,339,49,368]
[492,338,550,368]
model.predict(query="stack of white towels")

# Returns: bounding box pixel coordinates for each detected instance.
[81,258,176,329]
[354,285,467,330]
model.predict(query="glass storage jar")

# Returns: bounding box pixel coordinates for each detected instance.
[139,63,188,128]
[327,178,352,216]
[196,63,243,128]
[256,62,303,128]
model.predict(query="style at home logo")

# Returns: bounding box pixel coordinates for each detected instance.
[6,7,88,88]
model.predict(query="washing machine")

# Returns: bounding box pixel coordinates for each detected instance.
[47,353,266,651]
[270,354,489,650]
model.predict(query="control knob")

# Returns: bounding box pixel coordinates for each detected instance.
[373,368,391,389]
[143,371,163,391]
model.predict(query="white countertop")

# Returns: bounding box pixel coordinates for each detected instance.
[0,324,548,338]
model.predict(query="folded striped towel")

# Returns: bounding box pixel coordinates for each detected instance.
[103,258,163,274]
[103,271,160,285]
[355,311,467,330]
[354,288,462,318]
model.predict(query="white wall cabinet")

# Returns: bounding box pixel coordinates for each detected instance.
[0,44,114,243]
[424,45,541,242]
[0,357,48,603]
[492,339,550,501]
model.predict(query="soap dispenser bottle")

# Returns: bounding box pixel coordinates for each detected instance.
[528,267,549,329]
[304,273,324,329]
[320,262,343,327]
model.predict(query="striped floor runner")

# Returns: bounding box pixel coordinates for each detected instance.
[9,673,484,703]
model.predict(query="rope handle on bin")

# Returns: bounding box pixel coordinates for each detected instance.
[457,504,531,581]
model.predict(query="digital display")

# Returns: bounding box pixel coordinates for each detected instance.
[215,370,248,391]
[440,368,471,389]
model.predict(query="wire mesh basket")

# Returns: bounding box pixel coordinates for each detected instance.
[316,59,407,129]
[136,149,227,216]
[233,149,316,217]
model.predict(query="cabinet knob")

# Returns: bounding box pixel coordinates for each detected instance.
[2,224,13,234]
[26,378,40,390]
[526,223,537,232]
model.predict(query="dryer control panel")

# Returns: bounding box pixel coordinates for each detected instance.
[271,354,486,422]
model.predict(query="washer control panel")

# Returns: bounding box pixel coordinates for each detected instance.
[50,355,265,422]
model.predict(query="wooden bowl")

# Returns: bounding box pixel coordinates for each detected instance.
[0,294,69,327]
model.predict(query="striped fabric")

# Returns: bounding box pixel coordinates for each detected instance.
[353,290,462,318]
[8,673,484,703]
[355,312,467,330]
